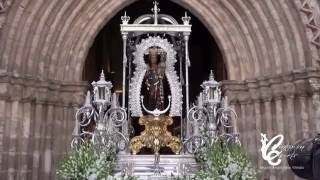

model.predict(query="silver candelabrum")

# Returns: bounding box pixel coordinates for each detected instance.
[184,70,240,154]
[71,70,129,153]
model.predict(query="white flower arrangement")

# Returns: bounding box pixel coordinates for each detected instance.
[195,140,257,180]
[57,142,116,180]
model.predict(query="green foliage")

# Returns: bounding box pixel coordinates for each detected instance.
[195,141,257,180]
[57,142,116,180]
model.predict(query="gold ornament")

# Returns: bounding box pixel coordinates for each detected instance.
[129,115,181,155]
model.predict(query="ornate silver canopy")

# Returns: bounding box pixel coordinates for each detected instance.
[121,1,191,118]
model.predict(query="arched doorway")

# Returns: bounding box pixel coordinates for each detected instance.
[82,0,226,104]
[82,0,226,154]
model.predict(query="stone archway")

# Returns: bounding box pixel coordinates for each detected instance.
[0,0,320,179]
[0,0,315,82]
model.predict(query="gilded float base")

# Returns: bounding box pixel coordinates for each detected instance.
[129,115,181,155]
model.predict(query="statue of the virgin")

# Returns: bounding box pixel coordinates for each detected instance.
[142,47,168,111]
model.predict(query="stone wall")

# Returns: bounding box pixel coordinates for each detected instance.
[223,68,320,179]
[0,0,317,81]
[0,72,87,179]
[0,0,319,179]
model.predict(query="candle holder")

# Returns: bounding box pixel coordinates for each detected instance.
[71,71,128,153]
[184,70,240,154]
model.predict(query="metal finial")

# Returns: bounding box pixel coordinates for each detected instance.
[209,70,215,80]
[100,70,105,81]
[84,91,91,107]
[151,1,160,24]
[121,11,130,24]
[182,11,191,25]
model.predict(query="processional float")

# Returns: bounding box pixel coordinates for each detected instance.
[70,1,240,178]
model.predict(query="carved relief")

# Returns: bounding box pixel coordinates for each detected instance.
[0,0,12,13]
[0,0,13,29]
[301,0,320,47]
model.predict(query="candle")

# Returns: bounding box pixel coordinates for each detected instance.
[84,91,91,107]
[194,121,199,136]
[73,119,79,136]
[198,93,203,107]
[224,96,229,107]
[111,93,118,108]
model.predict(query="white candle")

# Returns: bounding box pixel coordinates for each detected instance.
[194,121,199,136]
[84,91,91,107]
[73,119,79,135]
[224,96,229,107]
[111,93,117,108]
[198,93,203,107]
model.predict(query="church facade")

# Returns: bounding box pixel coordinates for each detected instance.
[0,0,320,179]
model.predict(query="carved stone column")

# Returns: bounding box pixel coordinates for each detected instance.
[31,101,43,180]
[239,100,247,148]
[247,81,259,162]
[17,100,32,180]
[271,81,286,180]
[275,96,284,131]
[0,99,11,178]
[42,104,54,179]
[295,79,310,139]
[283,81,297,144]
[246,101,257,157]
[8,99,22,180]
[238,90,249,148]
[0,99,5,172]
[309,78,320,133]
[260,81,273,136]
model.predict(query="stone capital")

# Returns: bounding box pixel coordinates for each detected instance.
[273,95,284,101]
[259,86,272,102]
[237,91,250,104]
[308,78,320,93]
[248,89,260,101]
[283,82,296,97]
[271,83,283,99]
[294,79,308,97]
[0,73,88,105]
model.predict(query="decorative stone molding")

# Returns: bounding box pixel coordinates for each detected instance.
[0,73,88,105]
[270,83,283,100]
[295,79,309,97]
[0,0,12,29]
[309,78,320,93]
[300,0,320,48]
[283,82,296,98]
[238,91,250,104]
[0,0,12,13]
[221,68,320,103]
[259,84,273,102]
